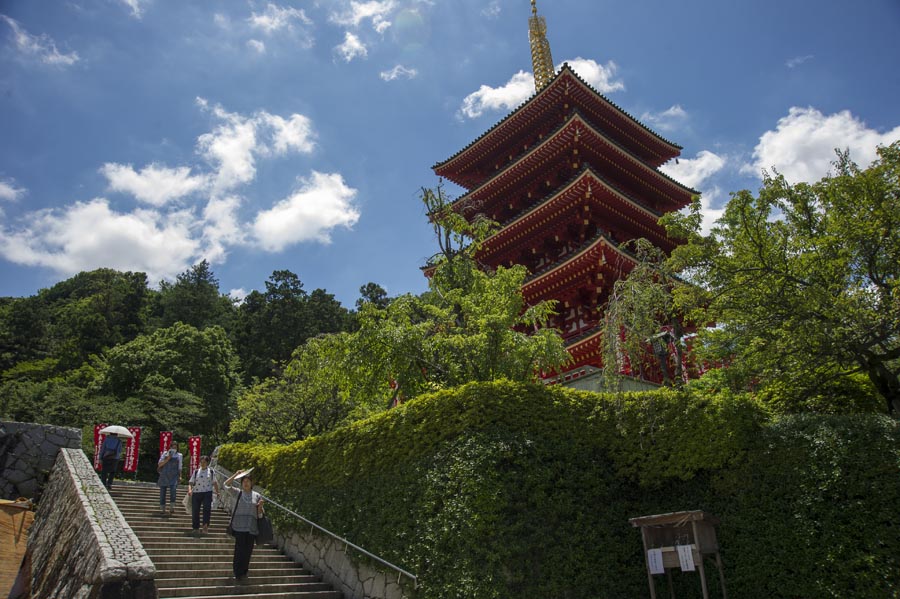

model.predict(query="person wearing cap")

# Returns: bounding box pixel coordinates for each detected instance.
[224,468,265,581]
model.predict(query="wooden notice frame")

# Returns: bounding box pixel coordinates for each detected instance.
[629,510,727,599]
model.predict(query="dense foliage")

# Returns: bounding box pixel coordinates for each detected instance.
[0,262,358,465]
[217,381,900,599]
[664,142,900,414]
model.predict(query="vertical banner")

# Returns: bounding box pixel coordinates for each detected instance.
[93,423,108,470]
[159,431,173,456]
[122,427,142,473]
[188,436,202,477]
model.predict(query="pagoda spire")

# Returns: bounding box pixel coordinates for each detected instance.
[528,0,555,91]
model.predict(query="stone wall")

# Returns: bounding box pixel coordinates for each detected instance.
[274,527,415,599]
[211,456,415,599]
[26,448,156,599]
[0,420,81,500]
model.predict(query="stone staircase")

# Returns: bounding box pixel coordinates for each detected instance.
[111,483,342,599]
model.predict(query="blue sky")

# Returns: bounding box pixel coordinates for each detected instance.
[1,0,899,307]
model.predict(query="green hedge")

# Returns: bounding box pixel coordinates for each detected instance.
[217,381,899,598]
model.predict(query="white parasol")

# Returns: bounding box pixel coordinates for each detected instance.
[98,425,135,439]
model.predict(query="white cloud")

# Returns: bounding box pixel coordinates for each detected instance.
[786,54,814,69]
[0,179,26,202]
[101,163,208,206]
[118,0,149,19]
[248,3,311,34]
[0,199,199,284]
[660,150,726,190]
[380,64,417,81]
[459,70,535,118]
[213,13,230,29]
[330,1,396,33]
[459,58,625,119]
[247,39,266,54]
[742,107,900,183]
[1,15,79,66]
[195,98,316,193]
[335,32,367,62]
[482,1,501,18]
[200,194,245,264]
[641,105,688,132]
[252,171,360,251]
[564,58,625,94]
[229,288,249,303]
[695,186,727,236]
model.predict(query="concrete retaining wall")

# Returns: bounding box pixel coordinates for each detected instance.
[0,421,81,500]
[26,448,156,599]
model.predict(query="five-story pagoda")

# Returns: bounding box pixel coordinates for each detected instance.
[432,1,697,387]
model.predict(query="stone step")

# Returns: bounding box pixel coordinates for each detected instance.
[163,592,341,599]
[146,546,283,557]
[150,554,293,565]
[156,575,325,590]
[111,483,343,599]
[139,538,238,549]
[156,566,307,580]
[159,583,338,598]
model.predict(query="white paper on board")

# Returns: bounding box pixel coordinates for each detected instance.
[647,548,665,574]
[677,544,695,571]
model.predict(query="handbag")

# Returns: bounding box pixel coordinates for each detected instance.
[226,491,239,536]
[256,515,274,545]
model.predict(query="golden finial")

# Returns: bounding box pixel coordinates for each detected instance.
[529,0,555,91]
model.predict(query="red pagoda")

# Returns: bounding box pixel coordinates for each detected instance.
[432,1,696,388]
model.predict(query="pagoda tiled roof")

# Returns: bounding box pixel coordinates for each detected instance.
[521,230,639,301]
[434,63,682,177]
[450,111,697,215]
[479,166,674,258]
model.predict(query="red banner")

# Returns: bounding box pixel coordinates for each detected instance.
[159,431,173,456]
[188,436,202,478]
[122,427,142,473]
[93,423,108,470]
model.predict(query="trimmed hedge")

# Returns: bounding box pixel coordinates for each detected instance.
[217,381,899,598]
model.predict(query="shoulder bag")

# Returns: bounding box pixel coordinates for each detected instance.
[226,491,240,536]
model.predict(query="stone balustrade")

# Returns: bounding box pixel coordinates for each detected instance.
[25,448,157,599]
[0,420,81,500]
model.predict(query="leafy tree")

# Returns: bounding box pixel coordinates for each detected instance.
[669,142,900,413]
[599,238,691,388]
[356,282,391,310]
[96,322,242,441]
[231,333,357,443]
[234,270,353,382]
[152,260,235,331]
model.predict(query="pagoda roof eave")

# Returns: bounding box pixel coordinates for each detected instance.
[450,111,698,213]
[433,64,682,176]
[521,231,639,299]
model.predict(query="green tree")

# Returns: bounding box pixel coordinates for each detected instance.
[356,282,391,310]
[97,322,242,441]
[669,142,900,413]
[234,270,353,382]
[599,238,691,388]
[231,333,357,443]
[152,260,235,331]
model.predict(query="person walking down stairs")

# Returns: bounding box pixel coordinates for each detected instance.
[223,468,264,581]
[112,482,341,599]
[187,455,219,535]
[157,442,183,516]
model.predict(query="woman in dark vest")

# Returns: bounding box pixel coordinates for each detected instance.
[224,469,265,581]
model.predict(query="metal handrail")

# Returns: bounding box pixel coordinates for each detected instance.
[214,467,417,588]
